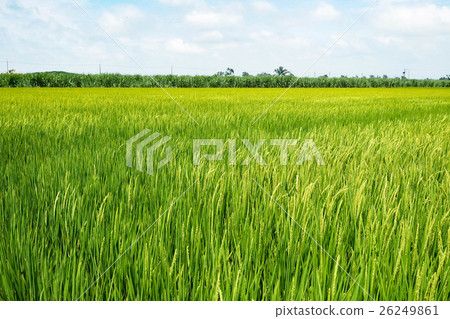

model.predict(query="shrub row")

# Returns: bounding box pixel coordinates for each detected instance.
[1,72,449,88]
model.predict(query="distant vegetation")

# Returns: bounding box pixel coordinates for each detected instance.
[1,72,450,88]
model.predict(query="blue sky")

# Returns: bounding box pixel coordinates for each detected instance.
[1,0,450,78]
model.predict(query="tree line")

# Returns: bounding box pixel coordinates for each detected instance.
[1,70,449,88]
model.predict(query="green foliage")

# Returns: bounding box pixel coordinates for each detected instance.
[0,88,449,301]
[1,73,450,88]
[274,66,291,76]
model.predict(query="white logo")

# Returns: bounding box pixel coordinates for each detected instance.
[193,138,325,166]
[126,129,172,175]
[126,132,325,175]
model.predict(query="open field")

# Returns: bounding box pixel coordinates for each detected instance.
[0,87,449,300]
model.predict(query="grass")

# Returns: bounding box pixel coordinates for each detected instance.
[0,87,449,301]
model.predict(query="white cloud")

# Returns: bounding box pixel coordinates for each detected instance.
[284,36,310,49]
[196,31,224,42]
[1,0,449,78]
[185,10,242,27]
[119,36,161,52]
[158,0,200,6]
[329,34,369,52]
[165,38,204,54]
[249,30,275,42]
[311,2,340,21]
[100,5,144,33]
[376,35,404,45]
[211,42,239,51]
[0,0,86,62]
[375,4,450,34]
[249,31,310,49]
[251,1,277,13]
[1,0,77,30]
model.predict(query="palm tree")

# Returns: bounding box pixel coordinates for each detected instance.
[225,68,234,76]
[274,66,291,76]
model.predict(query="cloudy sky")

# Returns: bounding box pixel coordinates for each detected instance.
[1,0,449,78]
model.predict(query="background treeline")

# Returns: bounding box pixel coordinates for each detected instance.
[1,72,450,88]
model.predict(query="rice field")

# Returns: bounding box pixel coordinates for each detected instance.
[0,87,449,301]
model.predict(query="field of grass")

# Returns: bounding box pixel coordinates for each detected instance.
[0,87,449,301]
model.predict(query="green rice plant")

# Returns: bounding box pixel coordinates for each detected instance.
[0,87,449,300]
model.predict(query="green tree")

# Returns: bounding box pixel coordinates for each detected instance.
[225,68,234,76]
[274,66,291,76]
